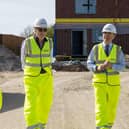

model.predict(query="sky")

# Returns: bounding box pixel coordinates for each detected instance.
[0,0,55,36]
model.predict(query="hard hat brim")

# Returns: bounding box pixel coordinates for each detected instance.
[102,30,116,34]
[33,25,47,28]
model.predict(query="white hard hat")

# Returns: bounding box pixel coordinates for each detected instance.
[33,18,47,28]
[102,24,117,34]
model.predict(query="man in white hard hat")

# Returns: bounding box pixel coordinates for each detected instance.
[21,18,54,129]
[87,24,125,129]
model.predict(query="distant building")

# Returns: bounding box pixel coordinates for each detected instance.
[0,34,24,55]
[54,0,129,58]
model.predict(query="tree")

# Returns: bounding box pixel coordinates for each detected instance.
[47,25,54,39]
[20,25,33,38]
[20,25,54,39]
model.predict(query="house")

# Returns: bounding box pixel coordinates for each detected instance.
[0,34,24,55]
[54,0,129,58]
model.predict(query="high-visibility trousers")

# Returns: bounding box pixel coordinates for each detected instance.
[93,83,120,129]
[0,89,2,110]
[24,73,53,128]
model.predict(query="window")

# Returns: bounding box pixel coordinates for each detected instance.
[75,0,96,14]
[92,29,102,43]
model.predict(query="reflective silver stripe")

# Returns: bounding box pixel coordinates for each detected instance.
[49,38,53,51]
[96,60,105,64]
[25,40,29,56]
[116,45,121,63]
[96,125,111,129]
[27,123,45,129]
[107,71,119,75]
[94,71,106,74]
[27,54,50,58]
[94,45,98,62]
[27,124,38,129]
[38,123,45,129]
[27,38,32,55]
[96,60,117,64]
[107,125,112,128]
[94,71,119,75]
[25,62,51,67]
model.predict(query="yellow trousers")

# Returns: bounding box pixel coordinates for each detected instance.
[0,89,2,110]
[93,83,120,129]
[24,73,53,128]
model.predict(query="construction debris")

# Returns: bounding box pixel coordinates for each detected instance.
[0,44,88,72]
[0,44,128,71]
[52,61,88,72]
[0,45,21,71]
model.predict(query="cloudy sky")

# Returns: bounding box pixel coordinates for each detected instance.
[0,0,55,35]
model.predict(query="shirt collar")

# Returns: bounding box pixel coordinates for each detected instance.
[34,35,48,43]
[102,42,112,48]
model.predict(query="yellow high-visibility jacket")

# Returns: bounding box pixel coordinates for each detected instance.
[93,43,121,86]
[24,36,52,76]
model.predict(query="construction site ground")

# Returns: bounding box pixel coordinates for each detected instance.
[0,71,129,129]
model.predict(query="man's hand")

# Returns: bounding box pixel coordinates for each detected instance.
[97,64,106,71]
[97,61,112,71]
[103,60,112,69]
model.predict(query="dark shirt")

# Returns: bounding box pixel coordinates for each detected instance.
[34,36,48,50]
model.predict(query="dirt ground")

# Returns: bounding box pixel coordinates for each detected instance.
[0,71,129,129]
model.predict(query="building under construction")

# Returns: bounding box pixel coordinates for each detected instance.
[54,0,129,58]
